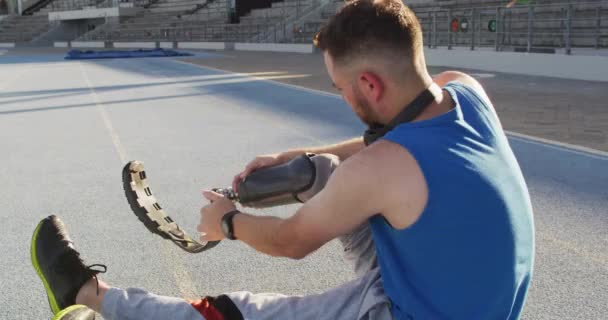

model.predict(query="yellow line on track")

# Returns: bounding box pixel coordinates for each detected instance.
[78,61,200,299]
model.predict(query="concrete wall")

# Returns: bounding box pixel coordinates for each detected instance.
[4,0,17,14]
[49,7,141,21]
[53,41,69,47]
[114,42,156,48]
[235,43,314,54]
[71,41,105,48]
[159,41,174,49]
[178,42,225,50]
[424,48,608,82]
[32,19,105,45]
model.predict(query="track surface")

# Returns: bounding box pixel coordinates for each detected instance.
[0,52,606,319]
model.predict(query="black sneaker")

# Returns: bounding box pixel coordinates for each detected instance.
[53,305,96,320]
[31,215,106,315]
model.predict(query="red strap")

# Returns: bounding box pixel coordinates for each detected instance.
[190,298,225,320]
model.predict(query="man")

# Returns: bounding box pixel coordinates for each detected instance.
[31,0,535,319]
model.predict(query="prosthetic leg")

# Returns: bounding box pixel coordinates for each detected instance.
[213,153,340,207]
[123,154,340,253]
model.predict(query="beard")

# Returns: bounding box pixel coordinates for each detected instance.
[352,85,379,126]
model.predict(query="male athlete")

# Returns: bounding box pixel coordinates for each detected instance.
[31,0,535,319]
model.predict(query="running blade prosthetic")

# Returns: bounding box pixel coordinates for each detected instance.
[122,161,220,253]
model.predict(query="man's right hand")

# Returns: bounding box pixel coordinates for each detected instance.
[232,138,366,192]
[232,153,295,191]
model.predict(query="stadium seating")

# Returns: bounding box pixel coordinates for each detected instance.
[0,0,604,49]
[292,0,341,43]
[290,0,607,49]
[36,0,108,15]
[0,14,49,42]
[78,0,318,42]
[78,0,229,41]
[412,0,607,49]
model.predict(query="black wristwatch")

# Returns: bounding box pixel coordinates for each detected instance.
[221,210,241,240]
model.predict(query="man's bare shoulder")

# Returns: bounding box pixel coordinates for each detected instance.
[346,139,418,174]
[339,140,428,228]
[434,71,501,127]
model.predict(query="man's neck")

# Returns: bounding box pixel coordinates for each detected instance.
[413,83,454,122]
[381,80,445,125]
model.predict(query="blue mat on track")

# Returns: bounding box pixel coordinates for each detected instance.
[65,48,193,60]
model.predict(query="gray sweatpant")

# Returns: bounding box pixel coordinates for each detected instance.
[100,224,392,320]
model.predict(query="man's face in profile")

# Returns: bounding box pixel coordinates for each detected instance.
[323,52,379,126]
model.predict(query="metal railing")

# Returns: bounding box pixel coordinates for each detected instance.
[45,0,151,12]
[80,23,274,42]
[180,1,228,22]
[417,1,608,53]
[238,0,315,25]
[75,0,608,51]
[258,0,340,43]
[47,0,111,11]
[79,0,319,43]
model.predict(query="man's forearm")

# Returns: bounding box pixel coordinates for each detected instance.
[232,212,300,258]
[281,137,365,162]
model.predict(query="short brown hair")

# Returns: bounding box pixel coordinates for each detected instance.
[314,0,423,66]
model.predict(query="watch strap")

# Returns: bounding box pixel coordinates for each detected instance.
[222,210,241,240]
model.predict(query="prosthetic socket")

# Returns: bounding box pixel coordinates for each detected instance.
[213,153,340,207]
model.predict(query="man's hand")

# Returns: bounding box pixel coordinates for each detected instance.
[232,138,366,193]
[232,153,291,191]
[197,190,237,242]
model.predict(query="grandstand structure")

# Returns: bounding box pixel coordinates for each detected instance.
[0,0,607,52]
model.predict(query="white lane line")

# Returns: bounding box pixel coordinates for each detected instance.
[169,60,335,145]
[175,60,608,159]
[78,61,199,299]
[79,63,128,163]
[159,242,199,298]
[507,131,608,160]
[172,59,342,100]
[167,59,328,145]
[432,73,496,79]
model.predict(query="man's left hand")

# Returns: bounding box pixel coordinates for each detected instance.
[197,190,237,242]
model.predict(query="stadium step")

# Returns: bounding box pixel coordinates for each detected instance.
[0,14,51,43]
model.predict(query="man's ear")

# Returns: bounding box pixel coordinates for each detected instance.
[357,72,385,103]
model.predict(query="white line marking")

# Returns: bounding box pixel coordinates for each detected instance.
[173,59,342,99]
[470,73,496,79]
[433,73,496,79]
[78,61,200,298]
[175,60,608,159]
[79,63,128,163]
[507,131,608,160]
[170,59,328,145]
[160,241,199,298]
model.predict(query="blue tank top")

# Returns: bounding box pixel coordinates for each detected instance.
[371,82,535,320]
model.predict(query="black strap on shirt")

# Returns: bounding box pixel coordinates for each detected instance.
[363,83,441,146]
